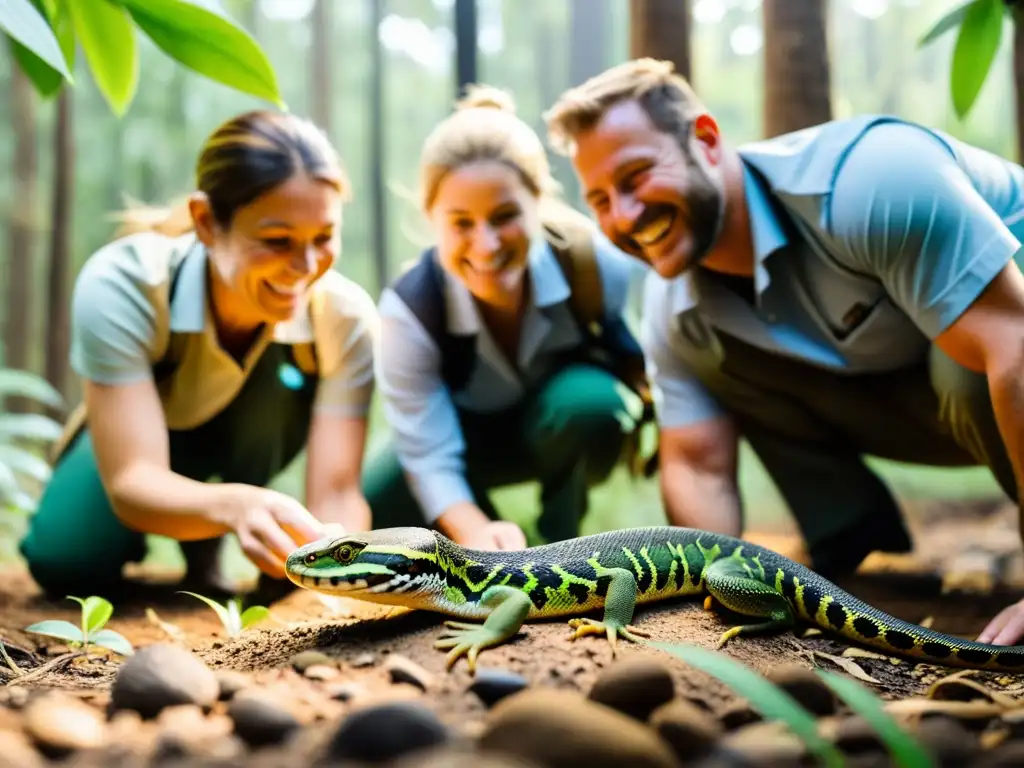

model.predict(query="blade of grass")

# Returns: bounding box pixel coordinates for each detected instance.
[650,641,844,767]
[177,591,231,631]
[816,669,936,768]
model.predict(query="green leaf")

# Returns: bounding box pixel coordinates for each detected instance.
[225,598,243,636]
[0,461,21,506]
[68,596,114,635]
[651,642,845,768]
[10,0,74,97]
[178,591,232,630]
[817,670,935,768]
[239,605,269,630]
[0,413,64,445]
[66,0,138,116]
[918,0,975,47]
[89,629,134,656]
[0,413,64,444]
[0,445,52,484]
[24,619,84,644]
[0,0,72,80]
[118,0,284,107]
[950,0,1005,119]
[0,368,64,409]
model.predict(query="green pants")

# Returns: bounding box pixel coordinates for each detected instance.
[692,331,1015,577]
[363,364,645,543]
[19,344,318,598]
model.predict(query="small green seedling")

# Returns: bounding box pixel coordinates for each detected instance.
[24,596,134,656]
[179,591,270,637]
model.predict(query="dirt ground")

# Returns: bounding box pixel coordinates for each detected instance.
[4,498,1024,766]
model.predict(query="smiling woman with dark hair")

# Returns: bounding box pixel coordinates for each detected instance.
[20,110,379,601]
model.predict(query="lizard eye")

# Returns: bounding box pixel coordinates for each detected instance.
[335,545,354,563]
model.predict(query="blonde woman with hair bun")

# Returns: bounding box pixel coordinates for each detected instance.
[363,84,652,551]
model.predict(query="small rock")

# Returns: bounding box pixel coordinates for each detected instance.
[228,692,301,748]
[214,670,250,700]
[304,664,339,681]
[913,715,977,766]
[976,739,1024,767]
[384,654,433,691]
[3,688,28,710]
[719,703,761,731]
[110,644,219,719]
[588,658,676,722]
[327,682,369,702]
[469,668,529,708]
[324,701,451,763]
[23,692,106,756]
[721,721,805,767]
[479,688,679,768]
[388,745,542,767]
[829,716,884,754]
[649,699,724,760]
[290,650,334,672]
[763,664,836,716]
[0,729,43,768]
[155,704,238,758]
[350,652,376,668]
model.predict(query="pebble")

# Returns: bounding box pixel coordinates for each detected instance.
[324,701,452,764]
[350,652,377,668]
[388,745,543,767]
[720,721,804,767]
[227,692,301,748]
[2,688,28,710]
[23,692,106,756]
[327,681,369,702]
[975,740,1024,767]
[214,670,250,700]
[304,664,339,681]
[828,715,884,754]
[913,715,977,765]
[588,658,676,722]
[648,699,724,760]
[383,654,434,691]
[479,688,679,768]
[289,650,335,673]
[0,730,43,768]
[468,668,529,708]
[763,664,836,716]
[110,644,220,719]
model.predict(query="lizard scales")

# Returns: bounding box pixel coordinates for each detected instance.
[286,526,1024,673]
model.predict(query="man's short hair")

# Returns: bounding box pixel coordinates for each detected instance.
[544,58,706,155]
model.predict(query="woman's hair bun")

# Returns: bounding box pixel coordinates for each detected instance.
[455,84,517,115]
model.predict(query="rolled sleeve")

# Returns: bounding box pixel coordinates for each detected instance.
[827,122,1022,339]
[375,288,474,522]
[69,242,160,386]
[640,275,723,429]
[313,279,379,419]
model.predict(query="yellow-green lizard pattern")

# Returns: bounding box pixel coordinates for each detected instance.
[285,526,1024,674]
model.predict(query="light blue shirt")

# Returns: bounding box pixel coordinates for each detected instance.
[376,231,645,523]
[643,115,1024,429]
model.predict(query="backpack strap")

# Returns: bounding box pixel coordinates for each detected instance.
[390,248,477,393]
[543,219,604,336]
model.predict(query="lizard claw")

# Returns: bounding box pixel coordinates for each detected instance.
[566,618,649,657]
[434,625,505,674]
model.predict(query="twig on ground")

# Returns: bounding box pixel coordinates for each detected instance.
[0,642,23,676]
[3,651,84,687]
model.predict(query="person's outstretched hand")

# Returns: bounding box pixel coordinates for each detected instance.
[978,598,1024,647]
[458,520,528,551]
[213,484,325,579]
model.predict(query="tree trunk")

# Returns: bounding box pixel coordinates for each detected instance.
[762,0,832,138]
[4,64,37,382]
[629,0,692,83]
[311,0,333,136]
[369,0,388,293]
[45,90,74,403]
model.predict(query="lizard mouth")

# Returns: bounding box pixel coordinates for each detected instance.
[287,567,395,593]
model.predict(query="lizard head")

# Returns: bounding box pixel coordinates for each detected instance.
[285,527,444,604]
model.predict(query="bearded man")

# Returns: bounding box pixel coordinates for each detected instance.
[544,58,1024,646]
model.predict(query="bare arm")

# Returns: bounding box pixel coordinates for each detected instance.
[85,378,238,540]
[658,414,742,535]
[305,413,372,532]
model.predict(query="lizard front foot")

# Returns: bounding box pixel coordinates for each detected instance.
[434,622,509,673]
[566,618,650,657]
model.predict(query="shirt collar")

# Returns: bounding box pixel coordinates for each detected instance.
[167,238,315,343]
[668,161,789,316]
